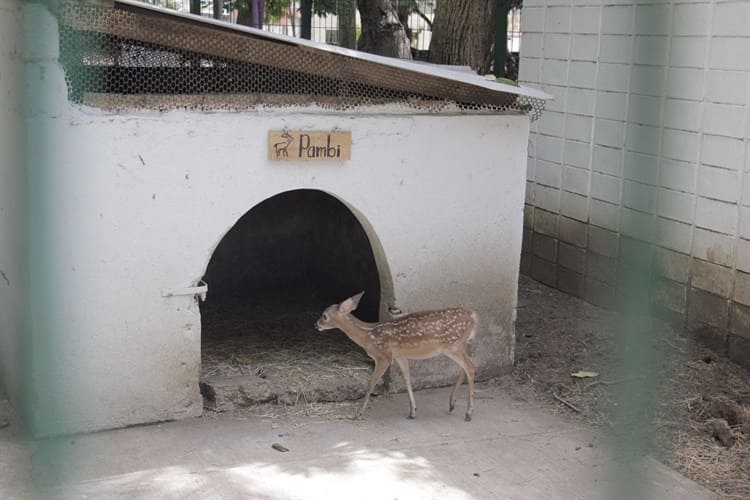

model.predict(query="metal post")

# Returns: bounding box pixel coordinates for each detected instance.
[301,0,313,40]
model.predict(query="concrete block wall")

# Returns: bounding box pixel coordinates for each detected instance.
[519,0,750,368]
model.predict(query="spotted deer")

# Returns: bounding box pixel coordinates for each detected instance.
[315,292,477,421]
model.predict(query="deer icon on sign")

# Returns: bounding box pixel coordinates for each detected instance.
[273,130,294,158]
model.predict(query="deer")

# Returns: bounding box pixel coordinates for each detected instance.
[315,292,477,421]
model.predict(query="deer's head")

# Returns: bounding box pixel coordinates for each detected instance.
[315,292,364,331]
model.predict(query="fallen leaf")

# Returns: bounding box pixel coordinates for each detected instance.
[571,371,599,378]
[272,443,289,453]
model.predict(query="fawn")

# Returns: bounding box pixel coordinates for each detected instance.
[315,292,477,421]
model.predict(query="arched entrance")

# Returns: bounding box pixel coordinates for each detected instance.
[199,189,384,409]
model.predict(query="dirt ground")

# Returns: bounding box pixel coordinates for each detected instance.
[200,277,749,498]
[504,275,750,499]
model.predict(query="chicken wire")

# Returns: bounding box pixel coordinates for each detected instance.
[58,1,545,119]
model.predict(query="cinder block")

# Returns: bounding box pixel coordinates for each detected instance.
[666,68,704,100]
[519,57,542,83]
[653,246,689,283]
[659,158,695,194]
[591,172,622,204]
[691,258,733,298]
[520,250,532,275]
[541,84,567,113]
[534,184,561,213]
[736,239,750,273]
[559,216,587,248]
[623,180,657,214]
[662,128,700,163]
[566,88,596,116]
[635,4,670,35]
[692,228,734,267]
[522,7,545,33]
[701,134,745,170]
[558,242,586,273]
[538,111,565,137]
[694,197,738,235]
[728,336,750,369]
[687,287,729,330]
[564,140,591,169]
[541,60,569,86]
[587,251,618,285]
[600,35,633,64]
[673,3,710,36]
[522,228,533,254]
[571,6,600,34]
[593,145,625,181]
[546,6,572,33]
[596,91,628,120]
[524,204,534,228]
[633,36,669,66]
[628,94,663,127]
[696,165,739,203]
[558,267,585,298]
[712,2,750,37]
[729,302,750,339]
[585,277,616,309]
[560,191,589,222]
[624,151,659,185]
[709,38,750,72]
[562,165,590,195]
[619,236,652,267]
[568,61,598,89]
[705,70,748,106]
[533,208,559,237]
[543,33,571,60]
[597,63,631,93]
[531,255,557,287]
[687,322,728,355]
[588,225,619,258]
[532,232,558,262]
[621,208,655,242]
[589,200,619,232]
[525,180,535,204]
[653,277,687,314]
[535,159,563,188]
[536,135,564,163]
[669,37,707,69]
[594,120,625,149]
[733,271,750,307]
[703,103,746,139]
[663,99,702,132]
[522,33,544,59]
[601,5,634,35]
[630,65,666,97]
[565,115,593,143]
[570,34,598,61]
[655,217,692,254]
[626,123,661,156]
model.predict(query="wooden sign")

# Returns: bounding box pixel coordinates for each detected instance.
[268,131,352,161]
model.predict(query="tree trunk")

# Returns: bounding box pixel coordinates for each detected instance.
[428,0,496,74]
[356,0,412,59]
[339,0,357,49]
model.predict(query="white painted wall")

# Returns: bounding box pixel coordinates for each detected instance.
[519,0,750,366]
[21,4,529,435]
[0,0,26,411]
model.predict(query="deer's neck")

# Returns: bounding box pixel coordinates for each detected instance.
[336,315,378,351]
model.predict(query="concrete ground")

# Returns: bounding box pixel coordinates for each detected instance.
[1,383,715,500]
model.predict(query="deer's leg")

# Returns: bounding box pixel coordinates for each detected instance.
[447,351,476,422]
[394,357,416,419]
[356,356,391,419]
[449,370,466,413]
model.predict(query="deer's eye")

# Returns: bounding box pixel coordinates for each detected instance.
[322,313,329,322]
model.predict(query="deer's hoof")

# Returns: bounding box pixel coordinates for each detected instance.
[407,414,415,420]
[464,414,472,422]
[449,402,456,413]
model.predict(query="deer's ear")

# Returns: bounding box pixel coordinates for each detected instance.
[339,291,364,314]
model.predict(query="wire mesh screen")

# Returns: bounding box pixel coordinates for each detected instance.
[58,2,544,118]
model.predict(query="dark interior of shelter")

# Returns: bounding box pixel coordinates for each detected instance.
[199,189,381,407]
